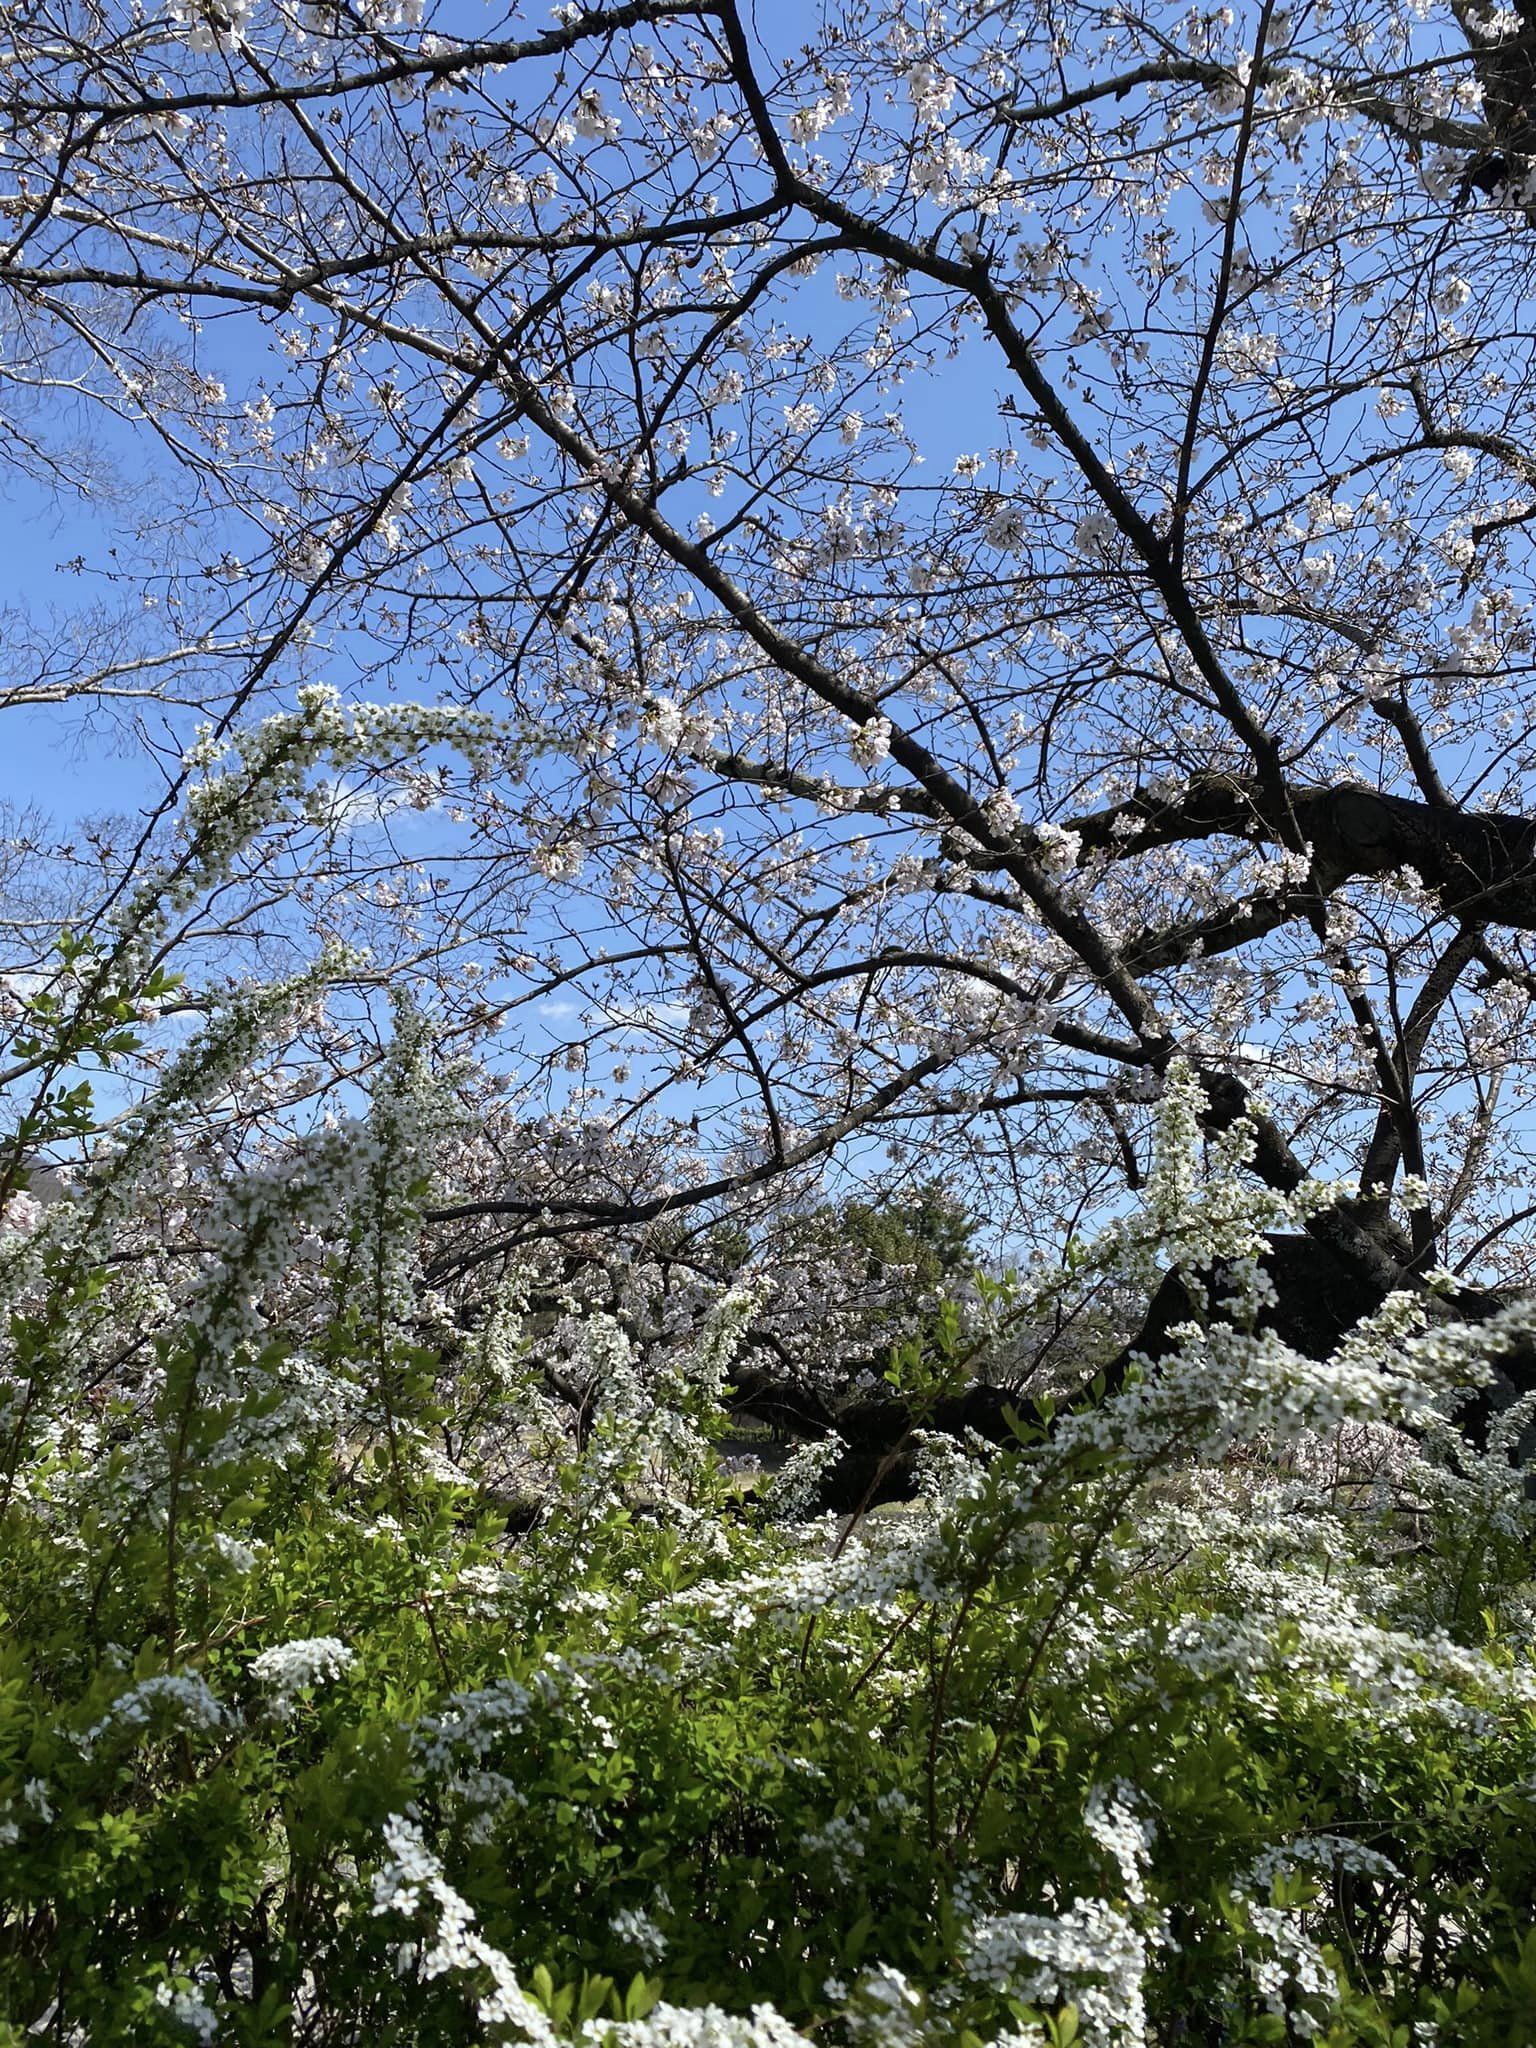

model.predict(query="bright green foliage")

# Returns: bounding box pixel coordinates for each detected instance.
[2,1279,1535,2045]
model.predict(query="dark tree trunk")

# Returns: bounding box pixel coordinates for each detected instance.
[789,1232,1536,1516]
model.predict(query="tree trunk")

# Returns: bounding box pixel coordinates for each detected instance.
[787,1232,1536,1516]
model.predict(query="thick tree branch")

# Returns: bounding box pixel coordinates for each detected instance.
[1069,775,1536,927]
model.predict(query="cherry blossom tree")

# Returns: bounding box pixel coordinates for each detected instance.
[6,0,1536,1385]
[9,24,1536,2031]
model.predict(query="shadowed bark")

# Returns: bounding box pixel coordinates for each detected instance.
[1068,776,1536,931]
[1454,0,1536,201]
[786,1234,1536,1515]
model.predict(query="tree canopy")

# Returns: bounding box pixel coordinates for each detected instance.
[7,0,1536,1310]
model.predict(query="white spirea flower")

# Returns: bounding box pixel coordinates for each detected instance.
[965,1897,1151,2046]
[77,1673,231,1756]
[250,1636,356,1718]
[611,1905,668,1961]
[843,1965,927,2048]
[582,2002,817,2048]
[214,1531,261,1573]
[155,1981,220,2044]
[372,1815,561,2040]
[764,1438,844,1521]
[1085,1783,1155,1905]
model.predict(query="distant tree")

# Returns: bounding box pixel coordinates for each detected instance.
[831,1182,979,1303]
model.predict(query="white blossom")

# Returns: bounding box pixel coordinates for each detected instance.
[250,1636,356,1718]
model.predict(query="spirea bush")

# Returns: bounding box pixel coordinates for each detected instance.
[3,714,1535,2047]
